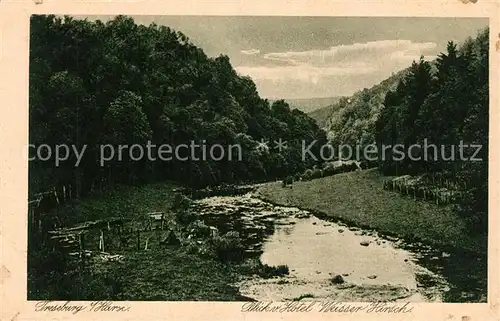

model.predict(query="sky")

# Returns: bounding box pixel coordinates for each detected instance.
[79,16,488,99]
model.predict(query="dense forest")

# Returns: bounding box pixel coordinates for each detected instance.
[309,28,488,235]
[29,15,489,234]
[375,29,489,234]
[309,68,409,144]
[29,15,327,196]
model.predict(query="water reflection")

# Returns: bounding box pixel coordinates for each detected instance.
[192,193,486,302]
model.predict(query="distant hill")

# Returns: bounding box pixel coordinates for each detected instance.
[308,69,410,144]
[269,96,341,114]
[307,102,343,128]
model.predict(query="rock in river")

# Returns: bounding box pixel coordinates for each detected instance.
[330,275,345,284]
[360,241,370,247]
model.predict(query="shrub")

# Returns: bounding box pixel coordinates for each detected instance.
[301,169,313,181]
[208,231,245,263]
[454,185,488,235]
[172,193,197,225]
[260,264,289,278]
[187,220,211,238]
[185,241,200,255]
[323,165,337,177]
[175,209,198,226]
[172,193,192,211]
[311,168,323,179]
[237,258,290,278]
[282,176,294,188]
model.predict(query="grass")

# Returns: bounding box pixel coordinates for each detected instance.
[94,249,246,301]
[56,182,180,226]
[256,169,486,254]
[28,182,285,301]
[28,246,249,301]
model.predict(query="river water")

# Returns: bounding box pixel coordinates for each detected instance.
[192,192,486,302]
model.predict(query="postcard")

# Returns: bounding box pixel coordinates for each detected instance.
[0,0,499,320]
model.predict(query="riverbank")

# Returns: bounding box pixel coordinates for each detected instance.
[28,182,283,301]
[28,174,487,302]
[255,169,487,255]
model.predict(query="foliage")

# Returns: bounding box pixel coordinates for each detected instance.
[375,30,488,234]
[238,258,290,278]
[282,176,293,187]
[310,69,410,147]
[203,231,246,263]
[29,15,327,194]
[310,29,488,235]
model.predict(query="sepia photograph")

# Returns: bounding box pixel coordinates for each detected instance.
[24,14,491,305]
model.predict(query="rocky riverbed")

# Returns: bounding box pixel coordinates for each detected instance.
[191,192,481,302]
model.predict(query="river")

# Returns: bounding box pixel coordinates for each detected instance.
[191,192,486,302]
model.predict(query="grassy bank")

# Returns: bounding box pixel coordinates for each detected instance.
[28,247,246,301]
[256,169,487,254]
[55,182,180,226]
[28,183,286,301]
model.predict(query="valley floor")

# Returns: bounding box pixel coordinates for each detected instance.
[256,168,487,255]
[28,169,487,301]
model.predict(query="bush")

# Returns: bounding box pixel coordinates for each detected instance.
[311,168,323,179]
[454,186,488,235]
[239,258,290,278]
[175,209,198,226]
[173,194,198,226]
[323,165,337,177]
[185,242,200,255]
[187,220,212,238]
[259,264,289,278]
[207,231,245,263]
[172,193,192,211]
[282,176,294,188]
[301,169,313,181]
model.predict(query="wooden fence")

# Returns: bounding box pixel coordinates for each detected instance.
[44,212,181,267]
[28,184,74,246]
[383,173,467,205]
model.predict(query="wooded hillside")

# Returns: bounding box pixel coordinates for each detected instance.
[29,15,327,195]
[375,29,488,234]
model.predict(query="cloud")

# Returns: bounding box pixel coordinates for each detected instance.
[235,40,438,98]
[262,40,437,66]
[236,63,376,83]
[240,49,261,55]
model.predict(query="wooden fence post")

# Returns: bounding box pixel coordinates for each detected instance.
[79,233,85,262]
[99,229,105,252]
